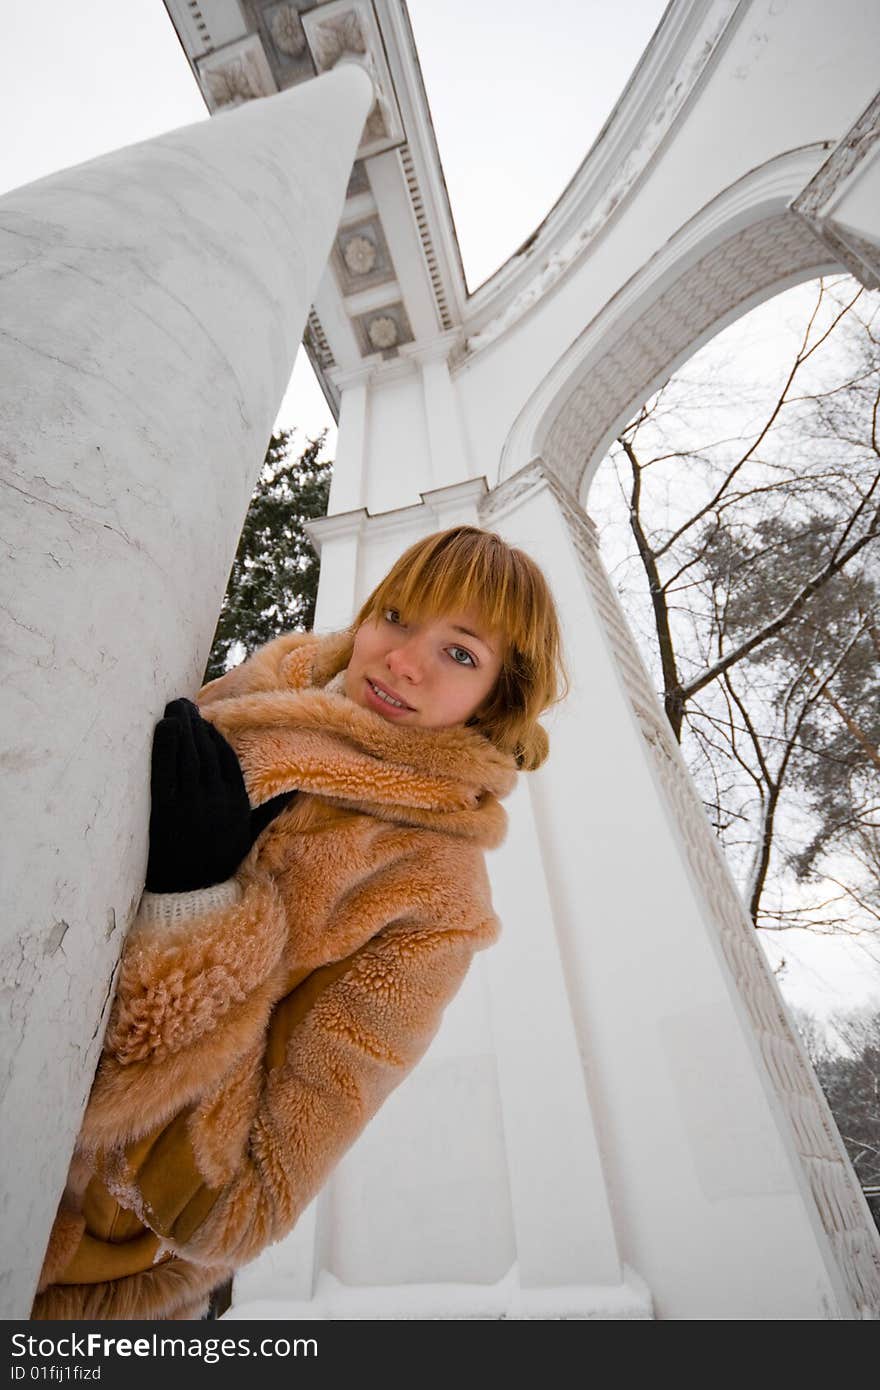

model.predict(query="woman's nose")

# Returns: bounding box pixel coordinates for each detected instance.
[386,637,423,683]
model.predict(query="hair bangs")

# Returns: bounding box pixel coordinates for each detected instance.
[363,529,539,659]
[352,526,568,769]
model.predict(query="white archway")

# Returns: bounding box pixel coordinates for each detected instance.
[500,149,840,499]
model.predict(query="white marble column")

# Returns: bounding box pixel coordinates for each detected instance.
[0,63,373,1317]
[326,365,373,514]
[481,460,880,1320]
[481,774,630,1294]
[415,335,472,486]
[241,477,652,1321]
[308,508,367,633]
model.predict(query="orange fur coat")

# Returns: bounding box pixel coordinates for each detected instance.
[33,628,517,1320]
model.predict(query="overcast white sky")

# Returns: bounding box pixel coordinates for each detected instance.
[3,2,877,1026]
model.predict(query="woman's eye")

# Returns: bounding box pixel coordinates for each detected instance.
[448,646,476,667]
[384,608,402,625]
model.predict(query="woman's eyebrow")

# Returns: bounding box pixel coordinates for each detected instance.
[452,625,495,654]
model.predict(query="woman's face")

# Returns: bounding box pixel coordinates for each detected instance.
[344,605,504,728]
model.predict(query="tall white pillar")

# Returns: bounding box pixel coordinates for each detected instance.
[415,336,472,486]
[482,775,627,1292]
[0,63,373,1318]
[326,366,373,514]
[308,508,367,633]
[243,476,653,1321]
[481,460,880,1320]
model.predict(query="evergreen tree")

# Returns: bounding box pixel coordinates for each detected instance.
[203,430,332,682]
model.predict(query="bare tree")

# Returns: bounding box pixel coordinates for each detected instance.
[591,276,879,941]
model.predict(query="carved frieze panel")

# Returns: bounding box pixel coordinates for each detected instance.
[257,1,316,87]
[331,215,396,296]
[301,0,406,159]
[306,5,365,66]
[352,301,414,359]
[196,33,278,111]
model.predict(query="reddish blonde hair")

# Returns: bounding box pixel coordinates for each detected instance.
[350,526,568,770]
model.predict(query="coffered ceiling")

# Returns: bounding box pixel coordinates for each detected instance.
[164,0,467,412]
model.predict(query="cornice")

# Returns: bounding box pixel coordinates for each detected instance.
[421,476,489,512]
[302,344,340,424]
[304,506,369,552]
[327,362,377,392]
[378,0,469,323]
[305,476,489,551]
[321,330,464,390]
[402,328,465,366]
[359,476,488,535]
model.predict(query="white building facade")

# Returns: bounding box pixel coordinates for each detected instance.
[2,0,880,1318]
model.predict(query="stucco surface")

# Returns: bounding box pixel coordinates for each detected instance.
[0,63,372,1316]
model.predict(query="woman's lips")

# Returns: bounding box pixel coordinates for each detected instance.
[364,676,415,715]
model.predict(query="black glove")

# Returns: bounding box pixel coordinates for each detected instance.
[145,698,295,894]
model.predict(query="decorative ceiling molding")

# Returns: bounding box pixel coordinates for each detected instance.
[351,300,414,358]
[259,1,316,83]
[792,91,880,290]
[331,215,396,296]
[342,280,402,318]
[264,2,306,59]
[171,1,774,431]
[462,0,745,354]
[163,0,469,412]
[196,32,278,111]
[302,0,405,159]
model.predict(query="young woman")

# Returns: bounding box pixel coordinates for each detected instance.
[33,525,566,1320]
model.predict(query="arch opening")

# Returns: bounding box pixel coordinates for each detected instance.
[499,152,849,498]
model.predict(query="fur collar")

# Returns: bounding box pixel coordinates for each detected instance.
[198,630,518,844]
